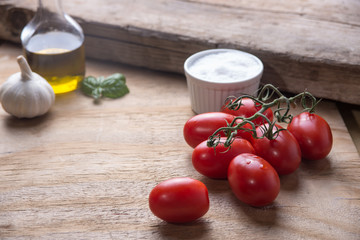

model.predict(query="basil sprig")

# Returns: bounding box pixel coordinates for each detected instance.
[81,73,129,100]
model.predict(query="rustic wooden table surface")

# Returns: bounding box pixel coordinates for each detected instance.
[0,43,359,239]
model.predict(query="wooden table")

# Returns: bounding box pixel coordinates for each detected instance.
[0,43,360,239]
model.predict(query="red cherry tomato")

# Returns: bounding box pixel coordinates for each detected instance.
[221,97,274,126]
[228,153,280,207]
[287,112,333,160]
[192,137,255,179]
[252,124,301,175]
[183,112,235,148]
[149,177,209,223]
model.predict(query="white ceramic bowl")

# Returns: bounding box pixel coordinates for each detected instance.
[184,49,263,114]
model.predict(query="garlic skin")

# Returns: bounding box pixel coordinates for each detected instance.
[0,55,55,118]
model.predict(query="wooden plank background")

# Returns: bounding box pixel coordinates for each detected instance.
[0,0,359,105]
[0,43,360,239]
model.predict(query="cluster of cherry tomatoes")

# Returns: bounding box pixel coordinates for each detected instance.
[149,97,333,223]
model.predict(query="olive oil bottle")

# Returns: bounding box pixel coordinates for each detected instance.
[21,0,85,94]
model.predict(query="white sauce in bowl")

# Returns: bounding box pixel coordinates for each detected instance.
[188,51,262,83]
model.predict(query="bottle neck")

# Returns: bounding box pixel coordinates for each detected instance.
[37,0,64,16]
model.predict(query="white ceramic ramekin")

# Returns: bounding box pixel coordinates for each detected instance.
[184,49,263,114]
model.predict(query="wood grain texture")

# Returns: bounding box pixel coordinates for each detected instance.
[0,43,360,239]
[0,0,360,105]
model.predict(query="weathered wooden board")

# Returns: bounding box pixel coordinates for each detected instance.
[0,0,360,105]
[0,43,360,239]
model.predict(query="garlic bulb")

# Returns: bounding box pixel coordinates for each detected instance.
[0,55,55,118]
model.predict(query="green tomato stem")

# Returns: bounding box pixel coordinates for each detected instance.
[207,84,319,148]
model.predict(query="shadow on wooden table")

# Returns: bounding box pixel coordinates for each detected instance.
[3,111,53,129]
[230,193,279,227]
[156,219,210,240]
[280,171,300,191]
[197,177,230,193]
[300,157,333,177]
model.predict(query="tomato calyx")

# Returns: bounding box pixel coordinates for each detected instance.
[256,122,287,140]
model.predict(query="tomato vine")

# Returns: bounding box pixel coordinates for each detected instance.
[207,84,321,148]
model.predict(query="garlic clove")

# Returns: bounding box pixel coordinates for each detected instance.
[0,55,55,118]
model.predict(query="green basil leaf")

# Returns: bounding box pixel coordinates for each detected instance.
[105,73,126,83]
[81,73,129,100]
[101,75,129,99]
[92,87,102,100]
[81,76,100,97]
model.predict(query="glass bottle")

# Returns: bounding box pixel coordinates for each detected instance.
[21,0,85,94]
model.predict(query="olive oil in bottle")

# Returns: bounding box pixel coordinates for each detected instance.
[24,32,85,94]
[20,0,85,94]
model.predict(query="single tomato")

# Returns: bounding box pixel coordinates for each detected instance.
[192,137,255,179]
[221,97,274,126]
[287,112,333,160]
[183,112,235,148]
[149,177,209,223]
[228,153,280,207]
[252,124,301,175]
